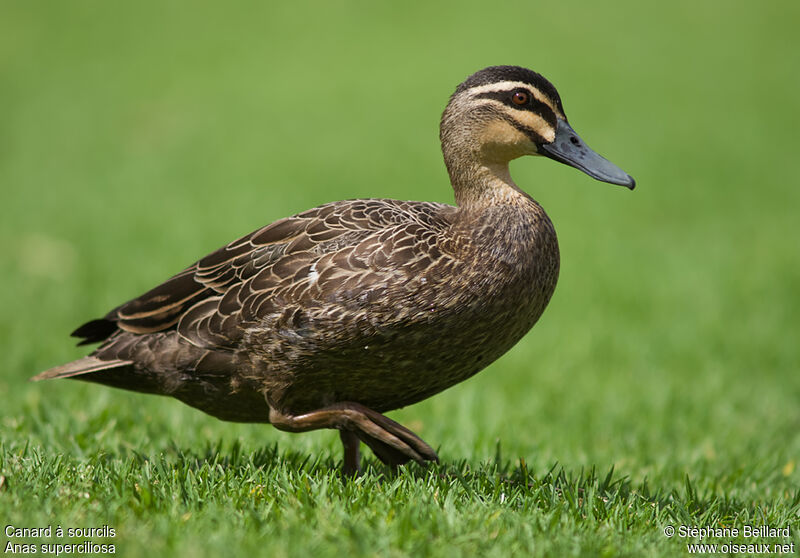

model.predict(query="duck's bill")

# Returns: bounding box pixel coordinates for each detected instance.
[538,119,635,189]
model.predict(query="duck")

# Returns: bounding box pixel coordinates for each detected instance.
[34,65,634,475]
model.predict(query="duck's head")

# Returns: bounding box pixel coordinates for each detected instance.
[440,65,635,196]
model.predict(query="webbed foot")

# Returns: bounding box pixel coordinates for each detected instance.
[268,401,439,474]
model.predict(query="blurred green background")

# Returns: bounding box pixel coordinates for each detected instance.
[2,0,799,555]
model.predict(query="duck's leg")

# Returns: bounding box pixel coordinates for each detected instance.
[339,430,361,476]
[268,401,439,472]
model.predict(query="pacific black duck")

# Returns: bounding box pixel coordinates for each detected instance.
[35,66,634,474]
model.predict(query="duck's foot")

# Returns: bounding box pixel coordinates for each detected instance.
[268,401,439,473]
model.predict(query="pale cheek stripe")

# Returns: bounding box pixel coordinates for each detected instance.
[477,99,556,143]
[515,111,555,143]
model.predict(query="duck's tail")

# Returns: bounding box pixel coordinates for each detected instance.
[31,356,133,382]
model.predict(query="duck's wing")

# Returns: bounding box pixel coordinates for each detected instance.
[72,199,455,352]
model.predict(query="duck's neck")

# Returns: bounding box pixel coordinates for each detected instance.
[444,151,530,210]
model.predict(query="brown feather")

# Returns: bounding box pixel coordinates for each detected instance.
[32,356,132,381]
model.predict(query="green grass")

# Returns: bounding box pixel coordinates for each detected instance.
[2,1,799,556]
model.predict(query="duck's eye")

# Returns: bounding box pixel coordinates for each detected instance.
[511,91,529,106]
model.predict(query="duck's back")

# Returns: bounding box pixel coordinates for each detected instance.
[59,198,457,418]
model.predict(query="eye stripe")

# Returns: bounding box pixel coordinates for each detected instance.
[464,80,562,117]
[474,90,558,129]
[456,68,566,116]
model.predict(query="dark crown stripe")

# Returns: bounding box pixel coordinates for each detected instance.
[474,90,558,129]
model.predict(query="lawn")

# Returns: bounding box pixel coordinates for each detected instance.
[2,1,799,556]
